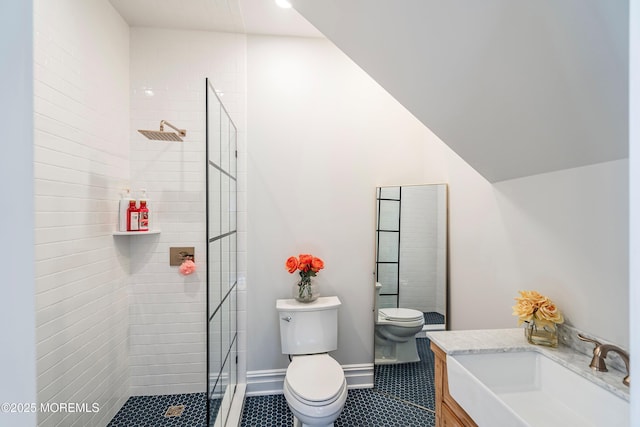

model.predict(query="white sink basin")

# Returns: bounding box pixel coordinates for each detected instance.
[447,351,629,427]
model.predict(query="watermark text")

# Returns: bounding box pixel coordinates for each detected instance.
[1,402,100,413]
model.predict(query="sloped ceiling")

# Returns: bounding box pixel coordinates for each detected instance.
[291,0,628,182]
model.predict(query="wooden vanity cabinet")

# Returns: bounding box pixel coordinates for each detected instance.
[431,342,478,427]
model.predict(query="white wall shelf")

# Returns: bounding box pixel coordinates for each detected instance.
[112,230,161,236]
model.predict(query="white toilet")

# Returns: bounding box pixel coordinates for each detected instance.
[277,296,348,427]
[374,282,425,364]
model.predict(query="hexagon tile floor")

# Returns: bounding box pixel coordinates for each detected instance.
[107,392,207,427]
[241,388,435,427]
[108,338,436,426]
[374,337,436,410]
[241,338,436,427]
[423,312,445,326]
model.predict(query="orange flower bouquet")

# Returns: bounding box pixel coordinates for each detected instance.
[285,254,324,302]
[513,290,564,347]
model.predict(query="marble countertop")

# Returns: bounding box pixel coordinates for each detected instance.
[427,328,630,402]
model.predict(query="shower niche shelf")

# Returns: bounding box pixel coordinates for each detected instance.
[113,230,161,236]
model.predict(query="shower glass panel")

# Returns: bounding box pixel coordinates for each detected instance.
[230,126,237,178]
[206,78,238,427]
[222,175,230,234]
[208,171,221,239]
[208,239,222,330]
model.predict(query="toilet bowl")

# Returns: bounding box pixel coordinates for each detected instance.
[277,296,346,427]
[375,308,425,364]
[283,354,348,427]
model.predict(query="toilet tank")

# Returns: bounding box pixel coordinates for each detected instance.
[276,296,341,355]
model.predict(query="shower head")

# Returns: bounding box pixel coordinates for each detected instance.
[138,120,187,141]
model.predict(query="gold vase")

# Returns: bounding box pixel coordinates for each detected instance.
[525,318,559,348]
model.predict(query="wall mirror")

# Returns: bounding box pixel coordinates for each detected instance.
[374,184,448,329]
[373,184,448,409]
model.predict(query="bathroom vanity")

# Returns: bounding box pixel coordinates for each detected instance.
[428,329,630,427]
[431,342,477,427]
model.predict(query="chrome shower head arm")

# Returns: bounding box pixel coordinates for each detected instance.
[160,120,187,137]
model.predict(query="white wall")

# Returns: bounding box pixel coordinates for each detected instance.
[246,35,630,377]
[128,28,247,395]
[33,1,130,426]
[247,35,438,373]
[0,1,37,426]
[491,160,628,347]
[628,0,638,420]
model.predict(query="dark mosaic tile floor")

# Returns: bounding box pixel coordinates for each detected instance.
[374,338,436,410]
[241,338,436,426]
[240,393,293,426]
[423,311,445,325]
[109,339,436,426]
[108,392,207,427]
[240,389,435,427]
[209,398,221,425]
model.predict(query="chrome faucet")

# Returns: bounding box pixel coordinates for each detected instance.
[578,334,630,387]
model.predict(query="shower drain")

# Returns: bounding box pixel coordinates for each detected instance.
[164,405,185,417]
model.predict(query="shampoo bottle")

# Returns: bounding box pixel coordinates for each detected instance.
[119,189,133,232]
[138,200,149,231]
[139,189,152,230]
[127,200,139,231]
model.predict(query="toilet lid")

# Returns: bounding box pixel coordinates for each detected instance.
[285,354,345,404]
[378,308,424,322]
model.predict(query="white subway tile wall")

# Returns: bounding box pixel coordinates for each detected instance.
[129,28,247,396]
[33,2,248,424]
[399,186,444,313]
[33,1,131,426]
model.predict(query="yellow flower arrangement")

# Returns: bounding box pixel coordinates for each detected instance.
[512,290,564,328]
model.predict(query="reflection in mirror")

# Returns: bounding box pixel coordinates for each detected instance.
[373,184,448,409]
[375,184,448,334]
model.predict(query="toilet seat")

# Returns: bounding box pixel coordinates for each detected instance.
[378,308,424,327]
[285,354,345,406]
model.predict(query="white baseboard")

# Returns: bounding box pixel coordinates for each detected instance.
[342,363,375,389]
[245,368,286,396]
[246,363,373,396]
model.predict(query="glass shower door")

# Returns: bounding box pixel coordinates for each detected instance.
[206,78,238,426]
